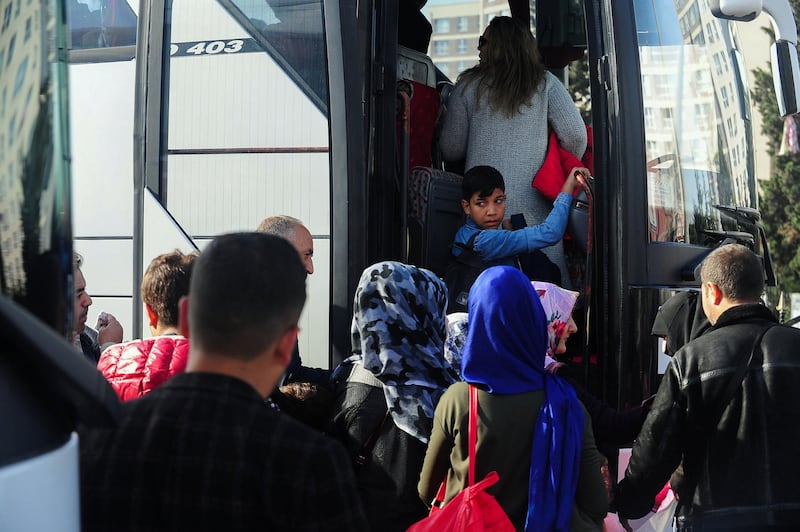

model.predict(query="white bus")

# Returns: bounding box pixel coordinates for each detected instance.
[68,0,800,407]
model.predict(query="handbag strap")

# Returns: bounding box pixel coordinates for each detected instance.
[706,323,774,432]
[468,384,478,486]
[354,410,390,468]
[679,323,775,508]
[429,385,479,510]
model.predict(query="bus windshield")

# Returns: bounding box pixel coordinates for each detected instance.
[224,0,328,113]
[636,0,754,245]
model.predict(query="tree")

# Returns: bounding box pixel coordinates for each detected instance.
[750,0,800,299]
[750,65,782,156]
[568,53,591,124]
[759,153,800,293]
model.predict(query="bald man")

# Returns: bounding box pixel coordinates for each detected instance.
[257,216,331,388]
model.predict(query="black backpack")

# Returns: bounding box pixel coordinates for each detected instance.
[444,233,505,314]
[444,233,562,314]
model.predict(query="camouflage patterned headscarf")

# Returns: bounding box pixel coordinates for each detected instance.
[351,261,457,443]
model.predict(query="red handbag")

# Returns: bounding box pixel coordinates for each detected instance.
[407,386,514,532]
[532,127,594,201]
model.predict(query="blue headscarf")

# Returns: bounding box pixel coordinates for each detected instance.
[461,266,584,532]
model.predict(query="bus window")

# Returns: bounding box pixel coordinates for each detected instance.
[66,0,136,51]
[636,1,752,245]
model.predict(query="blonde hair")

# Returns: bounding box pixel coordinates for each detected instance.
[457,16,546,118]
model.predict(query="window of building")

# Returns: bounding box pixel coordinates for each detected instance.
[693,30,705,45]
[713,54,722,75]
[434,41,449,55]
[645,107,655,128]
[6,35,16,67]
[663,108,673,127]
[457,39,467,53]
[2,3,12,32]
[435,18,450,33]
[457,16,468,32]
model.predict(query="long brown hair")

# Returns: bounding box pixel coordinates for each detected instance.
[457,16,546,118]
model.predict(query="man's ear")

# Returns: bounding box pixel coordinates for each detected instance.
[704,282,723,306]
[178,296,190,338]
[145,304,158,329]
[274,326,299,367]
[461,199,470,215]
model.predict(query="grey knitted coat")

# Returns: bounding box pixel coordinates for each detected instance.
[440,71,587,284]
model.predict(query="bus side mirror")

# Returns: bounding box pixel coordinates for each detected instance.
[712,0,800,116]
[771,40,800,116]
[709,0,762,21]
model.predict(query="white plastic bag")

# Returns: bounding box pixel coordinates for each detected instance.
[604,490,677,532]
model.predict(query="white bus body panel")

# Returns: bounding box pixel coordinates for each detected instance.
[69,0,332,363]
[166,0,331,364]
[69,48,137,339]
[0,433,80,532]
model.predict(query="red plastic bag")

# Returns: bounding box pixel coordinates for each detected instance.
[407,471,514,532]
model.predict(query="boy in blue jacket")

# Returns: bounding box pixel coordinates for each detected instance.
[447,165,585,311]
[453,165,584,263]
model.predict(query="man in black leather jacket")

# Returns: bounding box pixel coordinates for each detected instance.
[616,244,800,531]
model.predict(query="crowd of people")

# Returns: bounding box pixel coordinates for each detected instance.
[68,15,800,532]
[72,228,800,532]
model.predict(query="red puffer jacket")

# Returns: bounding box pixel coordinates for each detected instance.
[98,335,189,401]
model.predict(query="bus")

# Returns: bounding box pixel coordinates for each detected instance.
[0,0,118,527]
[2,0,799,523]
[66,0,800,413]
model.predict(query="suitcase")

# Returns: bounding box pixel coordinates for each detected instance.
[407,167,464,278]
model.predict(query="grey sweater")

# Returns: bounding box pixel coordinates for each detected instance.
[440,72,587,284]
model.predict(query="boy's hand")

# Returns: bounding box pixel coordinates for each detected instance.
[561,167,590,195]
[501,219,514,230]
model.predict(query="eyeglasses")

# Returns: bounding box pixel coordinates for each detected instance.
[477,35,487,50]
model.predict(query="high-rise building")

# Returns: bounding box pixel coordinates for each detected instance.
[426,1,510,79]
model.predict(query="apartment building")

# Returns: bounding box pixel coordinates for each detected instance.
[426,0,510,79]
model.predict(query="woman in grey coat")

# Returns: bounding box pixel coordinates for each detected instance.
[440,16,586,285]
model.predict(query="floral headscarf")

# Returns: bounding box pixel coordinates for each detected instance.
[350,261,458,443]
[444,312,469,378]
[532,281,579,356]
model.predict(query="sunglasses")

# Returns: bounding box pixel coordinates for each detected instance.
[478,35,487,50]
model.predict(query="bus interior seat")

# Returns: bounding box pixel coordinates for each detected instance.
[397,45,441,169]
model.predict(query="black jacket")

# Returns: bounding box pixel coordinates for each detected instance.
[284,344,332,389]
[616,304,800,530]
[326,364,428,532]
